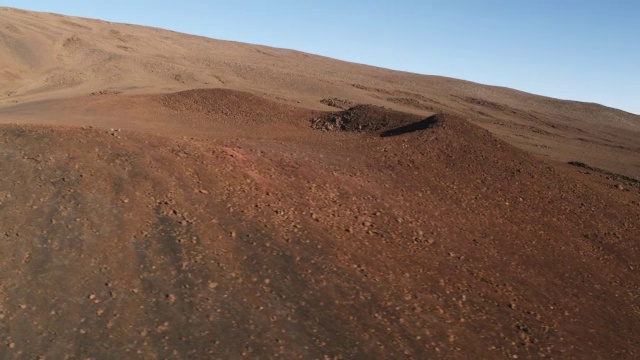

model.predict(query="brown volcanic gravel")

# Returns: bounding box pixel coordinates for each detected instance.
[0,103,638,358]
[0,6,639,359]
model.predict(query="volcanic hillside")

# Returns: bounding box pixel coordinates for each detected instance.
[0,7,639,360]
[1,6,638,178]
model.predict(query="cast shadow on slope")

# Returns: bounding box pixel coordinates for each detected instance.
[379,115,438,137]
[568,161,640,184]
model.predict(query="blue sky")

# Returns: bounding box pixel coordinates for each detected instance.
[5,1,639,114]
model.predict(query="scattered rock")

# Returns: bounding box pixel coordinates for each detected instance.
[320,98,355,110]
[166,294,176,304]
[91,89,122,96]
[311,105,422,132]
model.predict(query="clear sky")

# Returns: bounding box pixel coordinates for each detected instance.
[4,1,639,114]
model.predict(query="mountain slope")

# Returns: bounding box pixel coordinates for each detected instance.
[0,6,639,178]
[0,7,639,359]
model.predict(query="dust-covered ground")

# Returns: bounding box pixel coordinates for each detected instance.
[0,7,639,360]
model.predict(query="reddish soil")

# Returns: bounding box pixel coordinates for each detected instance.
[0,7,639,360]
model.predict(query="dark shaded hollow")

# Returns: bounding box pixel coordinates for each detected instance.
[568,161,640,184]
[380,115,438,137]
[568,161,590,169]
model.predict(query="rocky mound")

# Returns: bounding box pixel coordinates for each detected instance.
[310,105,424,132]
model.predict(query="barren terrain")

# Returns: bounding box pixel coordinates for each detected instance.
[0,7,639,359]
